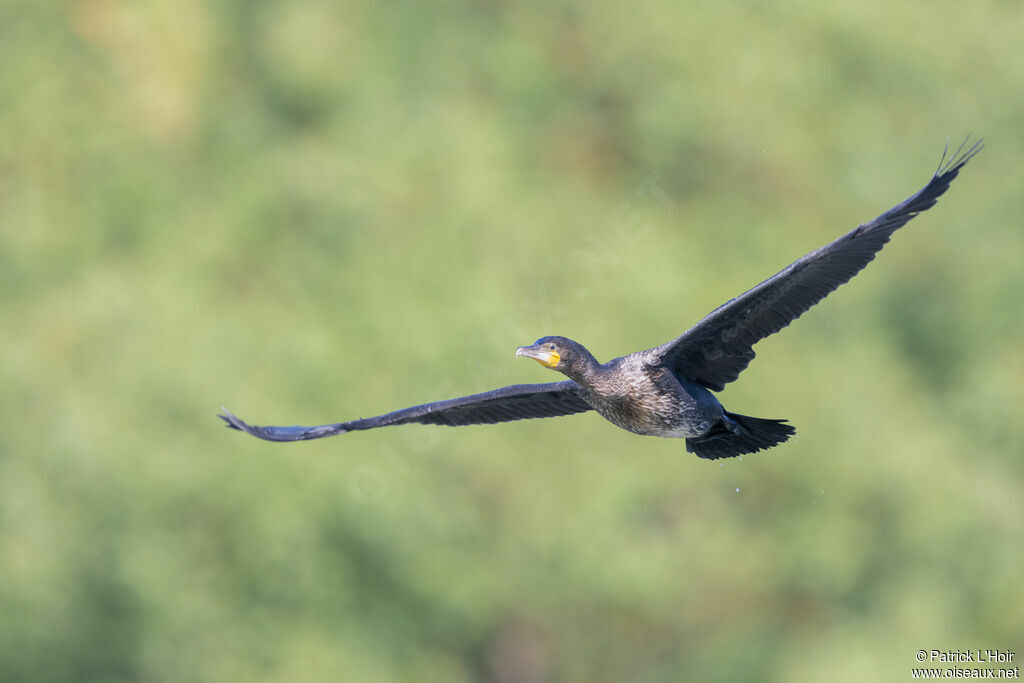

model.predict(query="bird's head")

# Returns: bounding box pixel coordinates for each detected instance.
[515,336,595,378]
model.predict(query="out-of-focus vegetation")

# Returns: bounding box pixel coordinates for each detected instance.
[1,1,1021,681]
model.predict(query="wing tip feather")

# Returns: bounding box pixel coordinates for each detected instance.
[218,407,348,442]
[936,134,983,178]
[219,407,243,431]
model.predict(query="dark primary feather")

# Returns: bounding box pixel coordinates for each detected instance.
[649,137,983,391]
[220,380,593,442]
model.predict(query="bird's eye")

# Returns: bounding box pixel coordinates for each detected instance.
[548,344,556,350]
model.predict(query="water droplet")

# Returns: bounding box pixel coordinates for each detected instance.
[735,487,740,493]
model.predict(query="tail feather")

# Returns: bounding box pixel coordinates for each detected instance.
[686,412,795,460]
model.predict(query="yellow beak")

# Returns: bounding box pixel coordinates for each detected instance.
[515,345,560,368]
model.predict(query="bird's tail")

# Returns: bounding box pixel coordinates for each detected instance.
[685,412,795,460]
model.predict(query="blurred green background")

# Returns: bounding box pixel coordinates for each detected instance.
[1,0,1021,681]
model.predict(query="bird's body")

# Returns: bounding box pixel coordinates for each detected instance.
[557,350,721,439]
[221,138,981,459]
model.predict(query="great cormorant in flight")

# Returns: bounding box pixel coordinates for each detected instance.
[221,138,981,459]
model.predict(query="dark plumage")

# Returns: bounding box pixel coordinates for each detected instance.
[221,138,981,459]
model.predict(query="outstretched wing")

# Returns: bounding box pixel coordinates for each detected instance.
[649,137,982,391]
[220,380,593,442]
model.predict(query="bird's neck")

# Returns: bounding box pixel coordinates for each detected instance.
[564,349,603,386]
